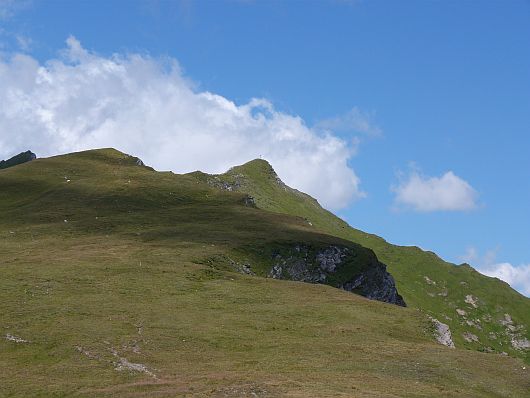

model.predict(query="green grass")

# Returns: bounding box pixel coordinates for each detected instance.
[0,149,528,397]
[203,158,530,363]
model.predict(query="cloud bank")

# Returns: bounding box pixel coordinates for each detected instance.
[392,168,478,212]
[460,247,530,297]
[0,36,367,210]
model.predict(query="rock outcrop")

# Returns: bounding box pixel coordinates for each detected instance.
[340,262,406,306]
[429,317,455,348]
[127,155,155,170]
[269,244,406,307]
[207,174,244,192]
[499,313,530,351]
[0,150,36,170]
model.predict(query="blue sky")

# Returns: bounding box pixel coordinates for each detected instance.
[0,0,529,295]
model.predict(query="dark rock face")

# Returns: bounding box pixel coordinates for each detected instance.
[340,263,406,307]
[133,157,145,166]
[242,195,256,207]
[127,155,155,171]
[0,150,37,170]
[269,245,347,283]
[269,244,406,307]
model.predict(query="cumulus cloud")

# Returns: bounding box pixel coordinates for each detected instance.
[0,36,367,210]
[392,167,478,212]
[479,263,530,297]
[459,247,530,297]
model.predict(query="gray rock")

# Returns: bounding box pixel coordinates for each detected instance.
[511,337,530,350]
[498,313,530,351]
[207,174,244,192]
[242,195,256,207]
[340,262,406,306]
[5,334,29,343]
[269,248,327,283]
[465,294,478,308]
[456,308,467,317]
[269,264,282,279]
[429,317,455,348]
[463,332,479,343]
[237,263,255,275]
[268,244,406,307]
[316,246,348,272]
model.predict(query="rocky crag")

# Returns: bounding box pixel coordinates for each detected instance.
[268,244,406,306]
[0,150,36,170]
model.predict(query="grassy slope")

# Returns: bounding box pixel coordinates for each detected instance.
[196,159,530,362]
[0,149,528,397]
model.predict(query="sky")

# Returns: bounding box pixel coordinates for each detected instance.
[0,0,529,296]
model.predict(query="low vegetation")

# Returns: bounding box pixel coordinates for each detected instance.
[0,149,528,397]
[204,158,530,361]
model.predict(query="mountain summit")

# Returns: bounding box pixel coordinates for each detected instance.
[0,150,36,170]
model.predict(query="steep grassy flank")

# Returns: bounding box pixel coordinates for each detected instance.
[197,159,530,362]
[0,149,528,397]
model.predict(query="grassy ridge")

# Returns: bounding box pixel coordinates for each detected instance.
[0,149,528,397]
[198,158,530,362]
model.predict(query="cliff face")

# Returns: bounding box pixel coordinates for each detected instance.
[0,151,37,170]
[268,244,406,307]
[340,261,406,306]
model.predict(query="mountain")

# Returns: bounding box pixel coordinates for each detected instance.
[197,158,530,359]
[0,150,36,170]
[0,148,528,397]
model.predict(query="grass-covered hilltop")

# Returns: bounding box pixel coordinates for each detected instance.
[1,148,528,397]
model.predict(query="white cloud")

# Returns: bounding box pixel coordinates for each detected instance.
[479,263,530,297]
[392,167,478,212]
[0,36,365,210]
[315,107,382,136]
[459,247,530,297]
[0,0,31,20]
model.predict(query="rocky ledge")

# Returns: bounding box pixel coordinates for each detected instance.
[269,244,406,307]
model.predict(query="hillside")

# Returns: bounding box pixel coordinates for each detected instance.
[196,159,530,362]
[1,148,528,397]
